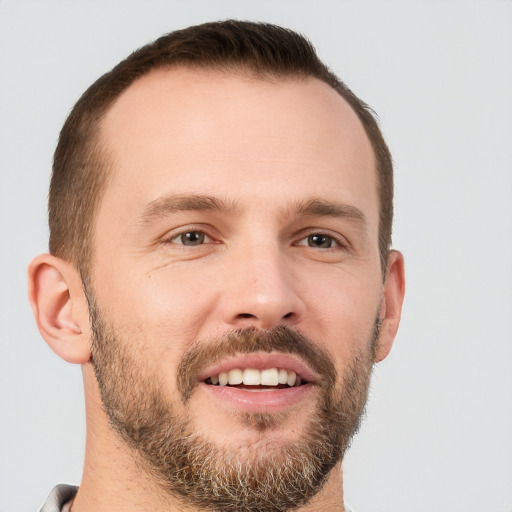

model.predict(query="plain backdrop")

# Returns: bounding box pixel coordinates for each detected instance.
[1,1,511,511]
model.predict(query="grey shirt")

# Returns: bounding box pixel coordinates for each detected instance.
[39,485,77,512]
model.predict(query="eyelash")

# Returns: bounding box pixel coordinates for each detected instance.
[163,226,217,247]
[295,230,349,251]
[296,234,340,249]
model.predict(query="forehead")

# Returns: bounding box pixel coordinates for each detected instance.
[98,67,377,225]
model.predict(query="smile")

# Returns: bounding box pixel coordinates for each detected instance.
[196,353,317,411]
[205,367,306,388]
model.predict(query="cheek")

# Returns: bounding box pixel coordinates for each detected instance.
[142,265,222,336]
[96,258,217,331]
[92,264,220,393]
[303,269,381,360]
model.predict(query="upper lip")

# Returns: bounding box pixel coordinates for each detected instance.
[197,352,319,384]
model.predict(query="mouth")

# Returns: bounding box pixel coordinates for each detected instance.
[197,353,317,412]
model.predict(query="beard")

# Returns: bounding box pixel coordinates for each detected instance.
[87,290,378,512]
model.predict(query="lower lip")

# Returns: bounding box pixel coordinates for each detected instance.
[199,382,315,413]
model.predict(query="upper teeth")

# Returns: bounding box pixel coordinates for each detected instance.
[209,368,298,387]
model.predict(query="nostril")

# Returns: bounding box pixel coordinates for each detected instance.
[231,310,298,328]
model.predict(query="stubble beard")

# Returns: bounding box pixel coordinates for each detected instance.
[87,291,378,512]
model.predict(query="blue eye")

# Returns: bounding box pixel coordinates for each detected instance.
[171,231,210,246]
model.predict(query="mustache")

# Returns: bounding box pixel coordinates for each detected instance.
[177,325,337,403]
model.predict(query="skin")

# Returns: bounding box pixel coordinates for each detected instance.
[28,67,405,511]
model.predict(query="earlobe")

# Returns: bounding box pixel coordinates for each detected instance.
[28,254,91,364]
[375,250,406,362]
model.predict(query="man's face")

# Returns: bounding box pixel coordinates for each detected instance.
[88,68,387,509]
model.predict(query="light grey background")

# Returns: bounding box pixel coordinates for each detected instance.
[1,1,511,511]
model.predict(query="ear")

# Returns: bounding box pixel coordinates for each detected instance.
[28,254,91,364]
[375,250,406,362]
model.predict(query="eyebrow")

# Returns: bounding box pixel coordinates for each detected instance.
[291,198,367,228]
[139,194,240,225]
[138,193,367,229]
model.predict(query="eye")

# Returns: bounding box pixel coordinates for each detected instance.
[170,231,212,246]
[298,234,339,249]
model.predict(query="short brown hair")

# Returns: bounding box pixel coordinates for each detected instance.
[49,20,393,276]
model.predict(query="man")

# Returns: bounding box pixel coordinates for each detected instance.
[29,20,405,512]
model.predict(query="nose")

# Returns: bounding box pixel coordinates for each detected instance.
[218,242,305,330]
